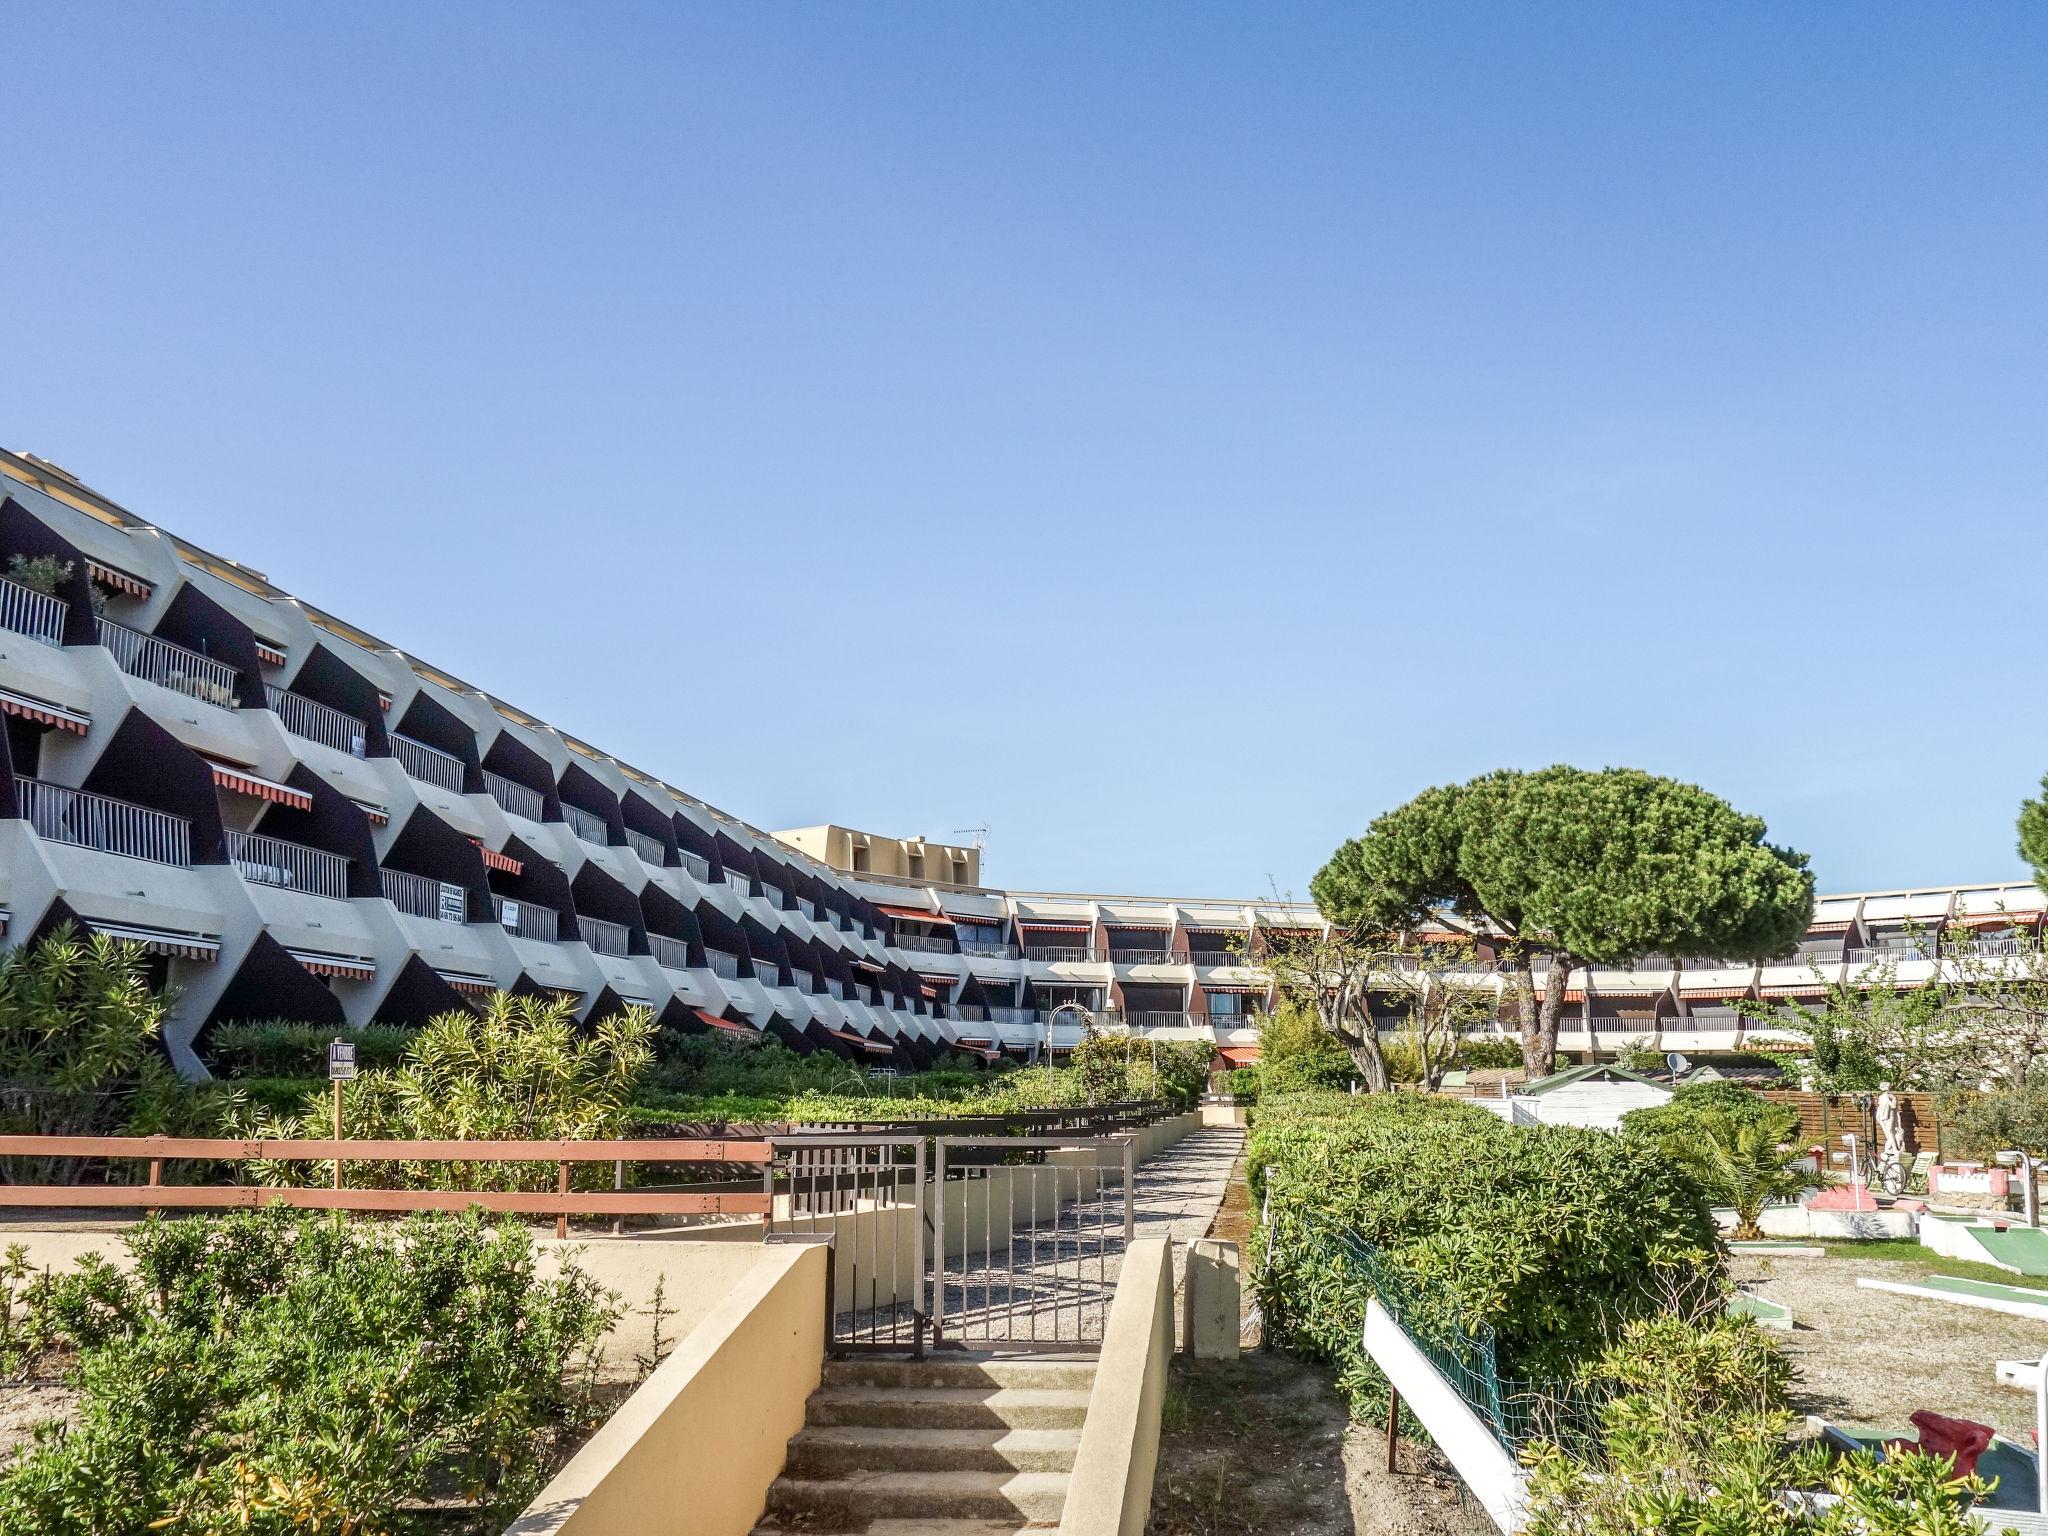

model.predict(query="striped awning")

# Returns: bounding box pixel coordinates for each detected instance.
[1216,1045,1262,1066]
[376,690,393,713]
[831,1028,895,1055]
[86,558,150,598]
[0,688,90,736]
[288,949,376,982]
[1952,912,2040,930]
[879,904,951,925]
[1805,921,1854,935]
[84,921,219,962]
[1204,984,1266,995]
[1679,987,1753,1001]
[351,798,390,826]
[1759,984,1828,999]
[207,760,312,811]
[470,839,522,876]
[1017,921,1091,933]
[435,970,498,997]
[254,640,287,667]
[693,1007,750,1035]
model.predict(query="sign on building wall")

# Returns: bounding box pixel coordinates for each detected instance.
[438,881,466,924]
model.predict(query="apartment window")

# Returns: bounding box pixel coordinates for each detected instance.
[851,846,869,873]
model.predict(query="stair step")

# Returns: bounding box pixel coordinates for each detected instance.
[823,1357,1099,1392]
[804,1386,1094,1430]
[766,1470,1072,1523]
[787,1424,1082,1475]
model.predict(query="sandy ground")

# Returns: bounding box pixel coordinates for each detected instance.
[1734,1252,2048,1441]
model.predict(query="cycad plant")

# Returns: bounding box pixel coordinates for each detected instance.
[1657,1107,1815,1240]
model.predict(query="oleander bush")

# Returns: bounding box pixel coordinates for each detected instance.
[1070,1031,1211,1109]
[1249,1090,1722,1413]
[0,1207,617,1536]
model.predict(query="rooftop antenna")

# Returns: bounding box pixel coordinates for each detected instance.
[951,826,989,851]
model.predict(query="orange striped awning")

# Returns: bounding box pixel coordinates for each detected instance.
[470,840,522,876]
[254,640,287,667]
[1017,921,1091,933]
[879,904,952,925]
[86,559,149,598]
[1216,1045,1261,1066]
[352,798,389,826]
[288,949,376,982]
[207,760,313,811]
[0,688,89,736]
[85,921,219,962]
[376,690,393,713]
[436,971,498,997]
[1759,984,1828,999]
[694,1008,750,1035]
[831,1028,895,1056]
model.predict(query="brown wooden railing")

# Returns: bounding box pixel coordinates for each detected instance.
[0,1134,773,1236]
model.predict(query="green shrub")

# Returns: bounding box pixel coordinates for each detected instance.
[1249,1091,1722,1412]
[1070,1032,1211,1110]
[1453,1038,1524,1071]
[1256,1001,1355,1094]
[1228,1067,1260,1104]
[204,1020,417,1078]
[0,1207,617,1535]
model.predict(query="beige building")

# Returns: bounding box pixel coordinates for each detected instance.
[773,825,979,887]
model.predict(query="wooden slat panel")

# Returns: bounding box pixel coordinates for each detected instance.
[0,1136,771,1163]
[0,1186,771,1216]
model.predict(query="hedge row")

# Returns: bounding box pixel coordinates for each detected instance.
[1248,1090,1722,1399]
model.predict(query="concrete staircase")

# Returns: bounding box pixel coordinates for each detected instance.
[752,1355,1096,1534]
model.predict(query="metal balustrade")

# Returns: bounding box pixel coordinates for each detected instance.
[789,967,814,994]
[381,868,464,922]
[1109,947,1175,965]
[0,576,66,646]
[959,941,1019,959]
[1187,949,1242,968]
[390,734,466,792]
[227,830,348,900]
[494,896,560,943]
[649,933,692,971]
[753,963,783,987]
[18,779,191,865]
[759,882,785,908]
[264,686,367,755]
[705,950,742,979]
[1124,1010,1190,1031]
[578,915,630,956]
[796,898,818,920]
[893,932,953,954]
[483,770,545,821]
[97,618,241,709]
[623,827,667,866]
[562,804,610,846]
[1024,944,1105,963]
[988,1006,1037,1025]
[678,849,711,881]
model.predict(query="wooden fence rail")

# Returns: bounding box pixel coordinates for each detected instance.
[0,1135,775,1233]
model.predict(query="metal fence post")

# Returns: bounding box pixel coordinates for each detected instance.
[1122,1136,1136,1246]
[932,1138,949,1344]
[912,1135,928,1358]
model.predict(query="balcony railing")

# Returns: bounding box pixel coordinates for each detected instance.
[796,898,818,921]
[494,896,560,943]
[624,827,667,867]
[988,1006,1037,1026]
[1109,947,1175,965]
[265,686,368,755]
[678,849,712,881]
[390,734,466,792]
[893,932,953,955]
[381,868,465,922]
[1187,950,1243,968]
[705,950,742,980]
[18,778,191,865]
[1024,945,1105,963]
[577,915,630,956]
[1124,1010,1190,1031]
[649,933,692,971]
[562,804,610,846]
[98,618,240,709]
[959,941,1019,959]
[483,770,545,822]
[1850,943,1933,964]
[760,882,785,908]
[752,965,783,988]
[0,576,66,646]
[789,968,814,994]
[227,830,348,900]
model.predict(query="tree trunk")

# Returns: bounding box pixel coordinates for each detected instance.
[1535,958,1573,1076]
[1512,951,1544,1077]
[1344,1029,1390,1093]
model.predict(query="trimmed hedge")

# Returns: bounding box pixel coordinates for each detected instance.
[204,1022,416,1079]
[1249,1090,1721,1400]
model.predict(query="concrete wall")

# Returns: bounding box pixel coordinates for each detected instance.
[1059,1237,1173,1536]
[506,1240,827,1536]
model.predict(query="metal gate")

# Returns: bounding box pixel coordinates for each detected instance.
[771,1135,927,1355]
[932,1134,1134,1351]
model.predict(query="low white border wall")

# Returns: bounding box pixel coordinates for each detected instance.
[1363,1298,1527,1534]
[1059,1237,1174,1536]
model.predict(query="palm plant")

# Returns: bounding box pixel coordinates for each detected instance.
[1659,1107,1815,1240]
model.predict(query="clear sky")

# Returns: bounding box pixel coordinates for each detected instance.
[4,4,2043,899]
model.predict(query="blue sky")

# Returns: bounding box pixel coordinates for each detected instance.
[4,4,2043,898]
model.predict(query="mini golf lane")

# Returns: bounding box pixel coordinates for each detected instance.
[1975,1225,2048,1276]
[1858,1272,2048,1322]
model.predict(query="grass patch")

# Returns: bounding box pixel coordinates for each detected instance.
[1816,1238,2037,1290]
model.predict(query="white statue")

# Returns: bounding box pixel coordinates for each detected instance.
[1875,1085,1906,1195]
